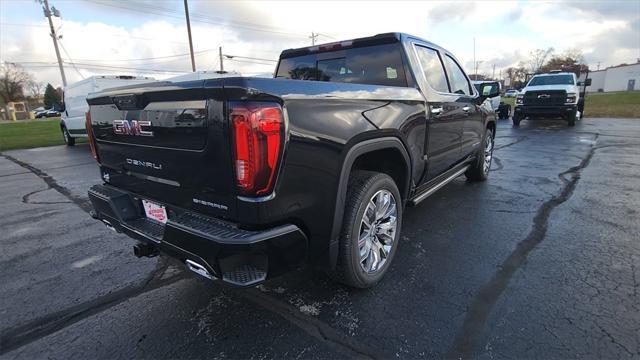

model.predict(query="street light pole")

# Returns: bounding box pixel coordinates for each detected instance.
[183,0,196,72]
[43,0,67,87]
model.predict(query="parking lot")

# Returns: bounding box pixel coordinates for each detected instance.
[1,117,639,359]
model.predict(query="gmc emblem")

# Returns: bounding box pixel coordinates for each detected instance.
[113,120,153,137]
[537,94,551,99]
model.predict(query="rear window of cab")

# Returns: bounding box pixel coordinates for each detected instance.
[275,43,408,87]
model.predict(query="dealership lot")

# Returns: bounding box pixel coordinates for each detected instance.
[1,118,638,359]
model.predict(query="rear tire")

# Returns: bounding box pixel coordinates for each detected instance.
[465,128,494,182]
[512,114,522,127]
[567,112,577,127]
[62,125,75,146]
[331,171,402,288]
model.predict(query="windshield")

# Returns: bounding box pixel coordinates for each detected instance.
[528,74,574,86]
[275,43,407,87]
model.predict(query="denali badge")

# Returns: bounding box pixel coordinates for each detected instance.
[113,120,153,136]
[126,158,162,170]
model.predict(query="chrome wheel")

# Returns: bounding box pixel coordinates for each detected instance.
[483,134,493,174]
[358,189,397,274]
[62,128,69,143]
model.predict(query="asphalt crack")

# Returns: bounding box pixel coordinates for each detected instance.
[0,257,187,355]
[241,288,390,359]
[446,134,599,359]
[22,187,73,205]
[494,136,528,150]
[1,154,92,213]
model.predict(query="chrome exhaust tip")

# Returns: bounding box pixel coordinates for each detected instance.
[101,219,117,232]
[185,259,215,280]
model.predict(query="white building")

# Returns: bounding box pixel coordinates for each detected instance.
[579,62,640,92]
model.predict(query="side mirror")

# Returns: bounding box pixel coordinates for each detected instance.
[577,79,592,86]
[479,83,499,100]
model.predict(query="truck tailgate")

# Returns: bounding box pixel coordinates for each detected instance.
[86,80,237,219]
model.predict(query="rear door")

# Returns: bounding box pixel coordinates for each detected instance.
[442,54,483,159]
[413,45,463,181]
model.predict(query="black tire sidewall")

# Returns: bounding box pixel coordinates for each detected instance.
[62,126,75,146]
[345,173,402,287]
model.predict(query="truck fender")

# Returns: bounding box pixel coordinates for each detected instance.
[328,137,411,269]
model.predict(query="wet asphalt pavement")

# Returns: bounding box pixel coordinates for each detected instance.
[1,117,639,359]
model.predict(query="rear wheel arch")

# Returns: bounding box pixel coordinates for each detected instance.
[328,137,411,269]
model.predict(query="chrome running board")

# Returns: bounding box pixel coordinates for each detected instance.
[410,165,469,205]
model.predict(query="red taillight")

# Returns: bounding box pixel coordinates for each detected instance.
[85,111,99,162]
[231,102,283,196]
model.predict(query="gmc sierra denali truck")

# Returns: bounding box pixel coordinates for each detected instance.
[513,71,581,127]
[86,33,497,288]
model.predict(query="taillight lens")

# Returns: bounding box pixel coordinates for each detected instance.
[231,102,283,196]
[85,111,99,162]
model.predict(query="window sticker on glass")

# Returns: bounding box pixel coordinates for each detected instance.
[386,67,398,79]
[483,86,492,96]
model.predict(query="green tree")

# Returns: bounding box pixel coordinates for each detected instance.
[43,83,61,109]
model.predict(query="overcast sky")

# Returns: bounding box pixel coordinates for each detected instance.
[1,0,638,88]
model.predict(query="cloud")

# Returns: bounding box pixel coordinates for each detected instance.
[1,0,638,87]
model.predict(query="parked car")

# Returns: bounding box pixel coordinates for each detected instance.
[35,109,60,118]
[504,89,519,98]
[513,71,581,126]
[86,33,497,288]
[472,80,510,119]
[61,75,156,146]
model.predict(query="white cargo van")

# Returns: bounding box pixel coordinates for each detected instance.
[61,75,156,145]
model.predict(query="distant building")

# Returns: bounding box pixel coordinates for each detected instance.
[579,62,640,92]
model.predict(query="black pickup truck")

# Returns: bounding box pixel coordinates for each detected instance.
[86,33,497,288]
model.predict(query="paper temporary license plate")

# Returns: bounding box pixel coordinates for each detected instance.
[142,199,168,224]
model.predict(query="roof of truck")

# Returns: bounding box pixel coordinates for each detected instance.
[64,75,156,90]
[279,32,449,59]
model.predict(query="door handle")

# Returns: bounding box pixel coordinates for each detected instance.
[462,106,470,112]
[431,106,443,115]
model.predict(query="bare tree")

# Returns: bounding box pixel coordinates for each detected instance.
[0,63,33,103]
[504,66,527,88]
[27,80,45,99]
[525,48,555,74]
[540,48,588,76]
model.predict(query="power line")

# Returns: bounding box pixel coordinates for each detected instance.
[58,40,86,79]
[122,0,312,39]
[0,22,189,45]
[223,54,277,63]
[13,61,189,74]
[83,0,310,39]
[71,48,217,63]
[225,58,275,66]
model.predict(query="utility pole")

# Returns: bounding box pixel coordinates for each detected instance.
[310,32,318,46]
[492,64,496,80]
[183,0,196,72]
[219,47,224,72]
[43,0,66,87]
[596,61,601,71]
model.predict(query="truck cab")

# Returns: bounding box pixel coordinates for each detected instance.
[513,71,580,126]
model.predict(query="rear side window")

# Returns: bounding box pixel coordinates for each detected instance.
[444,55,472,95]
[276,43,407,87]
[414,46,449,93]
